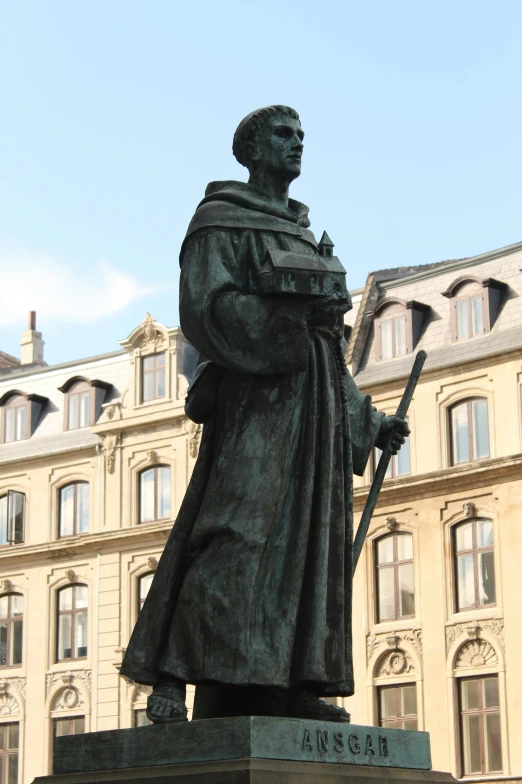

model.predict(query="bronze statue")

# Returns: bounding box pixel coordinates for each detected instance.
[120,106,409,723]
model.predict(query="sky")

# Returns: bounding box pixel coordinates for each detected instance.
[1,0,521,366]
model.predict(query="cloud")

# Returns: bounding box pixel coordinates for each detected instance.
[0,253,165,327]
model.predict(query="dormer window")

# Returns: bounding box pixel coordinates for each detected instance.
[0,391,46,444]
[372,298,429,362]
[58,377,112,432]
[442,277,506,342]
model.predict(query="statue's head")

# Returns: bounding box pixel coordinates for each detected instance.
[233,105,303,182]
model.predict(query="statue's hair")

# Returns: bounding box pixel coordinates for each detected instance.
[233,105,300,169]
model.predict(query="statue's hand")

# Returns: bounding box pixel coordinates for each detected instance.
[377,415,410,455]
[305,296,350,326]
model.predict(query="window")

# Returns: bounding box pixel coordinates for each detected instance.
[0,595,23,667]
[456,292,485,340]
[0,493,25,546]
[373,299,429,362]
[134,709,152,727]
[453,519,495,611]
[59,483,89,537]
[67,382,91,430]
[54,716,85,738]
[378,684,417,730]
[459,676,502,775]
[138,573,154,614]
[375,533,415,622]
[381,315,407,360]
[0,723,19,784]
[2,397,27,444]
[443,276,505,343]
[141,353,166,403]
[139,466,171,523]
[57,585,88,661]
[450,398,490,464]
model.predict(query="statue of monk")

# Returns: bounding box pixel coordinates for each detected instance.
[120,105,409,723]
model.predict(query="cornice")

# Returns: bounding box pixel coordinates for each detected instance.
[354,453,522,511]
[0,520,173,567]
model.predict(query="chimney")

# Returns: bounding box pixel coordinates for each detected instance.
[20,311,45,365]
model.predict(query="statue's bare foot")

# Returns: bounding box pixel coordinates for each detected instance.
[146,682,188,724]
[285,689,351,723]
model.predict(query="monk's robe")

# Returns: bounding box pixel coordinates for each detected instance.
[120,181,383,698]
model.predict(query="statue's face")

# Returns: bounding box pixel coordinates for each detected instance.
[254,114,304,181]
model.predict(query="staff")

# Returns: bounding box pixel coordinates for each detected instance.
[352,350,427,575]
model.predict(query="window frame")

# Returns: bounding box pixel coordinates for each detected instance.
[0,594,23,669]
[378,683,418,730]
[453,519,496,612]
[374,532,415,623]
[58,482,90,538]
[1,396,28,444]
[64,381,93,431]
[449,397,490,465]
[56,584,88,663]
[458,675,502,776]
[138,465,171,524]
[137,572,154,616]
[140,352,166,403]
[0,492,26,547]
[0,722,19,784]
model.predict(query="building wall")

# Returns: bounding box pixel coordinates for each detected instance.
[345,243,522,781]
[0,315,198,783]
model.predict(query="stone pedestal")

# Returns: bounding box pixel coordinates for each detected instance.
[33,717,457,784]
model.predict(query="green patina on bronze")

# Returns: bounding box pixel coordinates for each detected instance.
[120,106,409,722]
[53,718,432,774]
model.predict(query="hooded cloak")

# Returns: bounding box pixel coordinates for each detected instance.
[120,181,383,697]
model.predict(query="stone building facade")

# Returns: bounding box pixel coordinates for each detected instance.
[1,239,522,783]
[0,314,199,784]
[345,241,522,782]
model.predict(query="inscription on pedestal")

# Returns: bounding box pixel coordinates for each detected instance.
[302,727,388,758]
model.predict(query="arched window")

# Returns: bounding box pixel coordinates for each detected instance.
[0,493,25,546]
[141,353,166,402]
[453,519,495,611]
[450,398,490,464]
[373,298,429,362]
[459,675,502,775]
[138,573,154,614]
[139,466,171,523]
[59,376,111,431]
[375,533,415,622]
[59,483,89,537]
[0,595,23,667]
[57,585,88,661]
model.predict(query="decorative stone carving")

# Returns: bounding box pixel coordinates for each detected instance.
[188,421,202,458]
[133,684,152,704]
[367,628,423,663]
[445,619,504,651]
[0,678,26,702]
[0,579,13,594]
[463,501,476,518]
[140,313,162,349]
[65,569,76,583]
[377,648,414,677]
[102,433,119,475]
[456,639,498,669]
[104,401,122,421]
[52,686,83,711]
[385,516,398,531]
[147,556,158,571]
[0,691,19,717]
[147,450,158,465]
[46,670,92,699]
